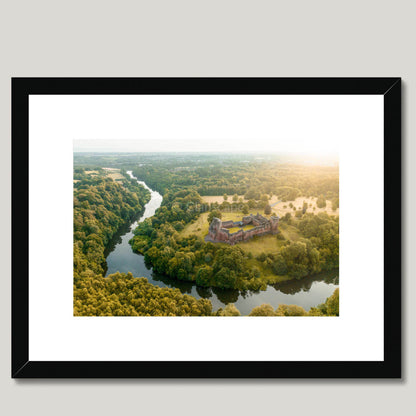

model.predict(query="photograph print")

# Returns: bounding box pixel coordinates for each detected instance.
[73,112,339,317]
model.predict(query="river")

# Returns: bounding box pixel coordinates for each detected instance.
[104,171,339,315]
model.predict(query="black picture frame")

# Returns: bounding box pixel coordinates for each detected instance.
[12,77,401,378]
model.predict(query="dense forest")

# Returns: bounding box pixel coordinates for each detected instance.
[74,272,213,316]
[73,153,338,201]
[73,169,215,316]
[73,153,339,316]
[130,156,338,203]
[73,169,150,277]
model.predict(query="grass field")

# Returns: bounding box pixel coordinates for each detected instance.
[228,224,254,233]
[201,195,339,216]
[279,223,302,242]
[180,212,210,238]
[99,168,125,181]
[77,168,125,184]
[201,195,245,204]
[237,234,281,255]
[106,172,125,181]
[269,195,339,216]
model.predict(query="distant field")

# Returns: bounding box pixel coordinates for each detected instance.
[201,195,245,204]
[106,172,125,181]
[100,168,125,181]
[269,196,339,216]
[82,168,125,181]
[201,195,339,216]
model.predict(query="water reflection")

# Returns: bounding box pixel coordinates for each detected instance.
[146,269,339,314]
[211,287,240,304]
[150,272,195,294]
[196,286,212,298]
[272,271,338,295]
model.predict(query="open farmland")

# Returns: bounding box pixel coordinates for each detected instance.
[201,195,245,204]
[201,195,339,216]
[106,172,125,181]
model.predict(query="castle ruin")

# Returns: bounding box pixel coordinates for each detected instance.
[205,213,279,245]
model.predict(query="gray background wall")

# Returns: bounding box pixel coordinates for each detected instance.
[0,1,414,415]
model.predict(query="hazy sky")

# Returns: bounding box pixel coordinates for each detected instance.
[73,138,337,155]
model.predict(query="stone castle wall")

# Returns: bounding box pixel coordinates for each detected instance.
[205,213,279,245]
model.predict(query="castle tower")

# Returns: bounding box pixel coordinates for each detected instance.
[270,216,279,234]
[208,217,222,240]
